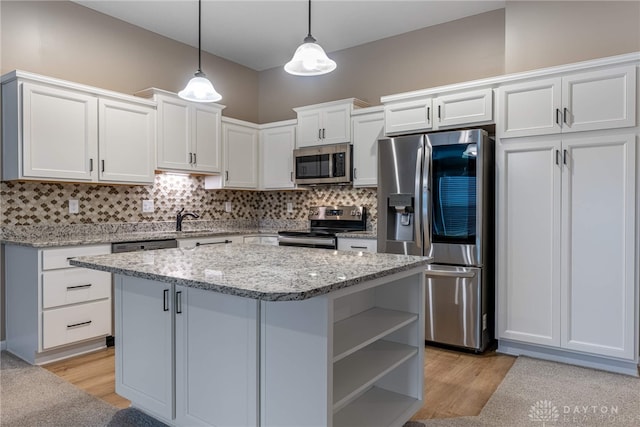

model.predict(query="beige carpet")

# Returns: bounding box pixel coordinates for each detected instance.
[417,356,640,427]
[0,351,166,426]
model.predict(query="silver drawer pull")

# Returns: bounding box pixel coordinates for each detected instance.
[66,257,75,260]
[350,246,368,250]
[66,284,92,290]
[67,320,92,329]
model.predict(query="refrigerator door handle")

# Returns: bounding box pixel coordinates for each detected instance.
[414,145,423,249]
[425,270,476,278]
[423,140,432,252]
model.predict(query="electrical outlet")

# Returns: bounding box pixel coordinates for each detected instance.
[142,199,154,213]
[224,201,232,212]
[286,202,293,213]
[68,199,79,214]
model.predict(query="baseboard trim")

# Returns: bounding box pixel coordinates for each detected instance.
[498,340,639,377]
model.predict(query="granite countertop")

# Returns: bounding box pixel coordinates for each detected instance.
[336,231,377,239]
[0,229,280,248]
[70,244,429,301]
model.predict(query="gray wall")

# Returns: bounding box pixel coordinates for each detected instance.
[0,0,260,122]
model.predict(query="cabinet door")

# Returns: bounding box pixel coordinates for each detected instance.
[496,78,562,139]
[98,99,155,184]
[115,276,173,420]
[21,82,97,181]
[560,133,636,359]
[297,110,322,147]
[175,286,258,426]
[322,103,351,145]
[434,88,493,129]
[561,66,636,133]
[496,138,561,346]
[156,96,191,170]
[384,98,433,136]
[352,112,383,187]
[223,122,258,188]
[260,125,295,189]
[192,104,222,173]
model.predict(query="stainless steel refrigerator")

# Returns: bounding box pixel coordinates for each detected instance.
[377,129,494,352]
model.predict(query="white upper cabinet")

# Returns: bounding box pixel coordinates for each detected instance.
[140,89,224,174]
[497,65,636,138]
[260,121,296,190]
[294,98,369,147]
[98,98,155,183]
[1,72,156,184]
[351,108,384,187]
[383,88,493,135]
[221,118,259,189]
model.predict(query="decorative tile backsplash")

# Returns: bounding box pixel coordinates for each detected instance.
[0,174,378,230]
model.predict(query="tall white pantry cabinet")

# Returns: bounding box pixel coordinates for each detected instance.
[495,62,639,374]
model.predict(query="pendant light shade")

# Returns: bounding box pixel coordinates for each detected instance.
[284,0,336,76]
[179,0,222,102]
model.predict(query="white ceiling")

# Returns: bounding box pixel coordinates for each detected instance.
[74,0,505,71]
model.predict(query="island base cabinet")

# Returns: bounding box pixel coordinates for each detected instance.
[260,268,424,427]
[115,276,259,426]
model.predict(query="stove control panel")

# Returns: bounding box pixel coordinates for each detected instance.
[308,206,364,221]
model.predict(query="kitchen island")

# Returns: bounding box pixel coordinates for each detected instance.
[71,244,429,427]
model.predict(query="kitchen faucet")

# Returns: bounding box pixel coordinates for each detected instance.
[176,207,199,231]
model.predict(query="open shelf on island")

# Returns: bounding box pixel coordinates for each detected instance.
[333,340,418,412]
[333,386,421,427]
[333,307,418,363]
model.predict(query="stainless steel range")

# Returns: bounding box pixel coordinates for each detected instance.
[278,206,367,249]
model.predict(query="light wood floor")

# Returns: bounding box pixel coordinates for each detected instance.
[44,344,516,419]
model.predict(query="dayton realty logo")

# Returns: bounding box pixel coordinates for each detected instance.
[529,400,560,426]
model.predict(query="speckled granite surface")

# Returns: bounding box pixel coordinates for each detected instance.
[71,244,428,301]
[336,230,377,239]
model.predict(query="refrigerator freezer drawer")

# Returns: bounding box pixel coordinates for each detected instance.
[425,265,483,350]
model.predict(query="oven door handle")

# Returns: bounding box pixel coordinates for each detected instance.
[278,236,336,246]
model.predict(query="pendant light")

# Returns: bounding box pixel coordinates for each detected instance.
[179,0,222,102]
[284,0,336,76]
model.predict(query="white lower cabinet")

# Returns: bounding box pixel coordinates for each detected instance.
[115,276,258,426]
[497,131,637,368]
[5,244,112,364]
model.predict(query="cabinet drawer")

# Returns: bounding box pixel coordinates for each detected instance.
[42,245,111,270]
[42,268,111,309]
[338,238,377,253]
[42,299,111,350]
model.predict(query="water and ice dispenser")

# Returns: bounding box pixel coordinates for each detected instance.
[386,194,415,242]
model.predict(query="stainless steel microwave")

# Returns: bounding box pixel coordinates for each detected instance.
[293,143,352,185]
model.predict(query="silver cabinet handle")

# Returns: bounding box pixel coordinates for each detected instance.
[322,128,326,139]
[425,269,476,278]
[556,108,561,125]
[556,149,560,165]
[101,160,105,173]
[350,245,368,250]
[225,171,229,181]
[427,107,430,122]
[318,129,322,140]
[353,168,357,179]
[67,320,92,329]
[89,158,94,172]
[66,284,92,290]
[563,149,568,165]
[437,105,441,120]
[163,289,169,312]
[176,290,183,314]
[563,107,569,125]
[290,171,293,182]
[193,153,197,164]
[189,153,193,164]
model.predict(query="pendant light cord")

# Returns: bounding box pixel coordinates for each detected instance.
[198,0,202,73]
[307,0,312,38]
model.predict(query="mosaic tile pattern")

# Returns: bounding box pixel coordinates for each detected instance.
[0,175,378,230]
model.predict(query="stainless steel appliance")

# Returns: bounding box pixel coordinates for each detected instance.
[278,206,366,249]
[293,143,352,185]
[377,129,494,352]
